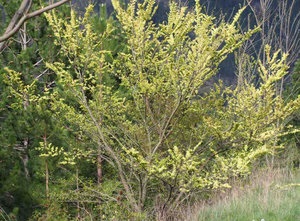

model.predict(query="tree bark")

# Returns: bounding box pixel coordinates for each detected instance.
[97,151,103,184]
[45,159,49,198]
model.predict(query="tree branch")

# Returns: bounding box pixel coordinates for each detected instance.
[0,0,70,51]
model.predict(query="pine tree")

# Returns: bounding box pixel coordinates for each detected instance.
[0,1,71,219]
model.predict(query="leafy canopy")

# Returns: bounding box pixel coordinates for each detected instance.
[18,0,300,218]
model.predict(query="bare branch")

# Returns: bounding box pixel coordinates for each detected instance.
[0,0,70,51]
[27,0,70,18]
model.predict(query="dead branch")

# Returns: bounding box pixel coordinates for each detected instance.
[0,0,70,51]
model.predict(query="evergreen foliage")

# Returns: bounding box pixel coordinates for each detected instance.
[0,1,71,219]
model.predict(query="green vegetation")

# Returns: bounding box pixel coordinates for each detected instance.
[196,169,300,221]
[0,0,299,220]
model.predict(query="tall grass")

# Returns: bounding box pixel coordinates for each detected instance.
[191,168,299,221]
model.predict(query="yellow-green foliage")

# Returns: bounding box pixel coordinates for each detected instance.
[45,0,300,217]
[3,68,40,109]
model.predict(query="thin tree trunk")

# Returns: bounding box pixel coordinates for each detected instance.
[45,159,49,199]
[43,135,49,199]
[76,168,81,219]
[97,150,102,184]
[21,138,30,179]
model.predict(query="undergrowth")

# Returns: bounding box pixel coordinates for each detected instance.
[191,168,299,221]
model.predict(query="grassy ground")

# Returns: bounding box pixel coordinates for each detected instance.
[192,168,300,221]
